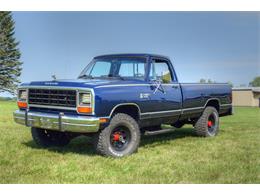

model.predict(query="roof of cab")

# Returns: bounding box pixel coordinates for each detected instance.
[94,53,170,60]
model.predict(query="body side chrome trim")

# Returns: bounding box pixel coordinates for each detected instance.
[95,83,179,88]
[220,104,232,107]
[140,98,228,116]
[108,98,229,119]
[181,107,204,111]
[140,109,182,115]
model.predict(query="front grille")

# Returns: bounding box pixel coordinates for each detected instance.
[28,89,77,108]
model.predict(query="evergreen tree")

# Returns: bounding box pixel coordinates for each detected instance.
[0,11,22,94]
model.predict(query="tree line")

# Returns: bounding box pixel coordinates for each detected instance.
[199,77,260,88]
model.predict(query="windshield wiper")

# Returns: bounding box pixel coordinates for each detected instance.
[112,75,125,80]
[78,74,94,79]
[103,74,125,80]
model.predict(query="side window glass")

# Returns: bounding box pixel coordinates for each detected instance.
[149,59,172,83]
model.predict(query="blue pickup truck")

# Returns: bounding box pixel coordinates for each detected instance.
[14,53,232,157]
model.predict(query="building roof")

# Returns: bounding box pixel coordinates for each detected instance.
[232,87,260,93]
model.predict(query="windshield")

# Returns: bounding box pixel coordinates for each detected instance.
[78,57,147,80]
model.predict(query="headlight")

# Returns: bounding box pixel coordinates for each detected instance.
[79,93,91,105]
[78,92,93,113]
[81,93,92,104]
[18,90,27,101]
[17,89,28,109]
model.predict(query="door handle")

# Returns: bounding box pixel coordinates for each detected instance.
[172,85,178,89]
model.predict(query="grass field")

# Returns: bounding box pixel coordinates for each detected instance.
[0,101,259,183]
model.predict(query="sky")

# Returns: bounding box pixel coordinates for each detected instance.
[1,12,260,96]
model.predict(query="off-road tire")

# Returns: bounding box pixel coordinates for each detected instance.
[93,113,140,157]
[31,127,71,147]
[194,106,219,137]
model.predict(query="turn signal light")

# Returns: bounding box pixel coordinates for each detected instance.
[99,118,108,123]
[77,106,92,113]
[17,101,28,108]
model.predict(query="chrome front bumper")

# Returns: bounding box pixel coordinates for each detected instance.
[13,110,100,133]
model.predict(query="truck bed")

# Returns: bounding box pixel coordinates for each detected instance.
[179,83,232,119]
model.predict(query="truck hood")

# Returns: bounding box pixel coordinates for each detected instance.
[20,79,146,89]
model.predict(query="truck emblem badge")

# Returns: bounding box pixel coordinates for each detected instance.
[140,93,150,99]
[44,82,58,85]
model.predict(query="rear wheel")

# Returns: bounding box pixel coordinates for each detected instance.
[93,113,140,157]
[194,106,219,137]
[31,127,71,147]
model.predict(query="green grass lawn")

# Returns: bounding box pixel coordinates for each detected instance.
[0,101,259,183]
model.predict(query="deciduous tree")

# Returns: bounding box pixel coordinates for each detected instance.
[249,76,260,87]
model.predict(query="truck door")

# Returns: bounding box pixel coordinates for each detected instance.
[142,58,182,123]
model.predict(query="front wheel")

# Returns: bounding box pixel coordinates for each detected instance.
[31,127,71,147]
[194,106,219,137]
[93,113,140,157]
